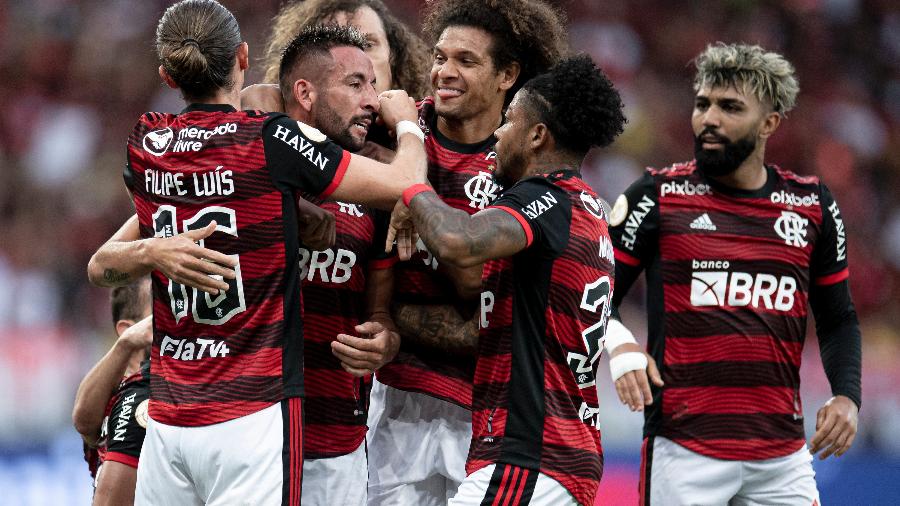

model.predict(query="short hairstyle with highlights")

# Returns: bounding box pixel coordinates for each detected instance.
[278,24,369,99]
[693,43,799,115]
[262,0,431,99]
[521,54,626,154]
[422,0,569,105]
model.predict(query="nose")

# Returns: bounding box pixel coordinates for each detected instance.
[701,106,721,128]
[436,59,458,81]
[362,83,378,112]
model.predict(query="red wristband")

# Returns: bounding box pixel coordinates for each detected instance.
[402,184,434,207]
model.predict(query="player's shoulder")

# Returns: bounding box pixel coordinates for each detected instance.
[770,164,821,188]
[646,160,698,180]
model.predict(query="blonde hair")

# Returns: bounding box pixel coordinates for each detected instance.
[693,43,799,115]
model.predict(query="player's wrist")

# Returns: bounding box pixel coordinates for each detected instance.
[605,319,639,354]
[396,120,424,143]
[402,183,435,207]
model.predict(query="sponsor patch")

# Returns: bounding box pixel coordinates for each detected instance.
[297,121,327,143]
[143,128,173,156]
[135,399,150,429]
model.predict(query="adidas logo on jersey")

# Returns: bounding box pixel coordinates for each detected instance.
[690,213,717,231]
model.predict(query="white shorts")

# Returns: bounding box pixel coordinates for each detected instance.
[302,439,367,506]
[366,379,471,506]
[642,436,820,506]
[449,464,577,506]
[135,399,304,506]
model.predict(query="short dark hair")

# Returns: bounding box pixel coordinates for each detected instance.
[156,0,242,101]
[110,277,151,324]
[521,54,626,154]
[422,0,568,105]
[278,24,369,100]
[262,0,431,99]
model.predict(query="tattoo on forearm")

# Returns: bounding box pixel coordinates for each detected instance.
[103,269,130,284]
[394,303,478,356]
[410,192,523,262]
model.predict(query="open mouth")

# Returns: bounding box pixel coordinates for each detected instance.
[436,87,464,100]
[350,117,371,135]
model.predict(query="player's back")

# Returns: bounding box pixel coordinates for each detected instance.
[127,105,305,427]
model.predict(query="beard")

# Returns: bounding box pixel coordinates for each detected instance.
[693,129,756,177]
[494,148,526,188]
[314,100,372,152]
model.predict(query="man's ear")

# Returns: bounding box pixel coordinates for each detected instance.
[498,62,521,92]
[159,66,178,89]
[115,319,135,338]
[236,41,249,71]
[758,111,782,140]
[530,122,552,151]
[293,79,316,113]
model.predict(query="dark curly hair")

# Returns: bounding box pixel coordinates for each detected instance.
[262,0,431,99]
[278,24,369,98]
[521,54,626,153]
[422,0,569,105]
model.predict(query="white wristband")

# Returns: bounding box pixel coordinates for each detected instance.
[610,352,648,382]
[604,318,638,354]
[396,120,424,143]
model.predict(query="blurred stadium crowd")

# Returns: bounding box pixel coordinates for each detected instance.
[0,0,898,503]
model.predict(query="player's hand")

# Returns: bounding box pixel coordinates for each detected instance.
[331,321,401,377]
[809,395,859,459]
[376,90,417,131]
[385,199,418,260]
[147,221,237,295]
[356,141,396,163]
[297,197,335,251]
[118,315,153,351]
[240,83,283,112]
[612,343,663,412]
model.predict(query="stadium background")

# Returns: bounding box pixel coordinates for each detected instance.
[0,0,898,504]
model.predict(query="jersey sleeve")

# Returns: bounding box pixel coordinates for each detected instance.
[487,177,571,254]
[811,183,850,286]
[263,114,352,198]
[608,170,659,268]
[103,382,150,469]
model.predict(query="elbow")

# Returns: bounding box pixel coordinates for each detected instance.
[86,256,106,287]
[72,407,97,440]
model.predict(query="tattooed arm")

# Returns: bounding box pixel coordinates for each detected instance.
[404,191,528,268]
[393,302,479,356]
[88,214,236,293]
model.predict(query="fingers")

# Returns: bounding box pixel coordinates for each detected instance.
[647,357,664,387]
[833,426,857,457]
[614,372,642,411]
[336,332,385,353]
[809,409,837,456]
[184,221,218,240]
[354,321,386,335]
[331,340,380,376]
[385,225,398,254]
[397,228,414,261]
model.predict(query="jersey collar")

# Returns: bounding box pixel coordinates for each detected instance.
[181,103,238,114]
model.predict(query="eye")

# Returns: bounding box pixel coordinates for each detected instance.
[433,53,446,64]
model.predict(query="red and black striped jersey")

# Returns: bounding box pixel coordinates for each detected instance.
[468,171,613,506]
[609,161,850,460]
[300,197,393,459]
[376,97,501,409]
[125,104,348,426]
[84,359,150,479]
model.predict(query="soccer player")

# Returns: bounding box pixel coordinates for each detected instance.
[273,26,401,505]
[355,1,569,503]
[389,54,625,506]
[73,278,151,506]
[88,1,427,504]
[605,43,861,505]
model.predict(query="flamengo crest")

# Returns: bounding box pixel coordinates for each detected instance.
[774,211,809,248]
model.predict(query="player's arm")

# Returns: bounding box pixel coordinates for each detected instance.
[266,91,426,211]
[393,188,528,268]
[807,186,861,459]
[92,461,137,506]
[605,172,664,411]
[438,263,484,300]
[332,266,401,377]
[72,316,151,445]
[392,302,479,356]
[87,215,236,294]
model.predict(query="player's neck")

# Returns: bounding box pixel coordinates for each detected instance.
[436,108,502,145]
[193,87,242,111]
[526,152,582,178]
[708,146,768,191]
